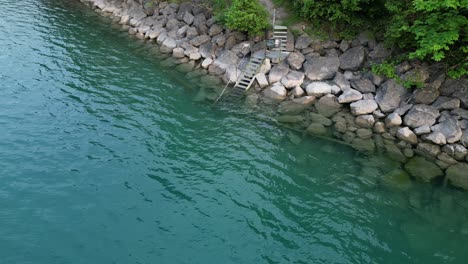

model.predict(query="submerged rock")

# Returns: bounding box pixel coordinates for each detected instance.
[306,123,327,136]
[447,163,468,190]
[315,95,342,117]
[405,157,443,182]
[381,169,412,190]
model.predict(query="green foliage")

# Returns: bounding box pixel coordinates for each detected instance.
[223,0,270,36]
[372,61,397,79]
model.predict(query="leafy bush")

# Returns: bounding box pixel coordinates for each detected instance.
[222,0,270,36]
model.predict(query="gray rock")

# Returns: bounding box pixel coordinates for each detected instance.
[339,40,350,52]
[425,132,447,145]
[199,42,213,59]
[444,78,468,107]
[287,52,305,70]
[166,18,182,31]
[310,113,333,126]
[405,157,443,182]
[352,138,376,152]
[372,109,386,119]
[461,130,468,147]
[315,95,342,117]
[160,37,177,53]
[304,56,340,80]
[295,34,313,49]
[306,123,327,136]
[453,144,467,160]
[146,27,167,39]
[339,46,366,71]
[338,89,363,103]
[281,71,305,89]
[186,27,199,39]
[431,117,462,143]
[292,86,305,98]
[437,152,458,165]
[183,11,194,25]
[263,83,287,101]
[356,128,373,139]
[432,96,460,110]
[350,100,378,115]
[278,96,316,114]
[201,58,213,69]
[375,79,410,113]
[385,144,407,162]
[416,143,441,158]
[255,73,269,88]
[333,72,351,90]
[404,104,440,128]
[451,108,468,119]
[447,163,468,190]
[385,113,402,127]
[190,35,210,46]
[414,125,431,135]
[369,43,391,61]
[208,24,223,36]
[396,127,418,145]
[269,63,290,84]
[335,122,348,134]
[413,87,440,104]
[351,78,375,93]
[394,102,413,116]
[355,115,375,128]
[374,122,385,133]
[306,82,333,97]
[172,47,185,58]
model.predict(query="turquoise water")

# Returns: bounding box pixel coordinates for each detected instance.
[1,1,468,263]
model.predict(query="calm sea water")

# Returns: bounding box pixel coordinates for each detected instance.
[1,1,468,263]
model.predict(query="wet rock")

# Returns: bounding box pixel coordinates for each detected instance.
[160,37,177,53]
[310,113,333,126]
[263,83,287,101]
[277,115,304,124]
[385,144,407,162]
[268,63,290,84]
[295,34,313,49]
[245,93,259,108]
[355,115,375,128]
[281,71,304,89]
[374,122,385,133]
[447,163,468,190]
[432,96,460,110]
[338,89,363,103]
[437,152,458,165]
[350,100,378,115]
[305,82,333,97]
[306,123,327,136]
[431,117,462,144]
[404,104,440,128]
[172,47,185,58]
[405,157,443,182]
[352,138,375,152]
[304,56,340,80]
[385,113,402,127]
[339,46,366,71]
[416,143,441,158]
[351,78,375,93]
[335,122,348,133]
[375,79,410,113]
[315,95,342,117]
[287,52,305,70]
[381,169,412,190]
[292,86,305,98]
[396,127,418,145]
[356,128,373,139]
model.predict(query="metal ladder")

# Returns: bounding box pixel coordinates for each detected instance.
[272,25,288,55]
[231,56,265,96]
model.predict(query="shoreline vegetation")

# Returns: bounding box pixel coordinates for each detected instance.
[80,0,468,191]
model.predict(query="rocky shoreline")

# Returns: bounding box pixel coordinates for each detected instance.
[80,0,468,190]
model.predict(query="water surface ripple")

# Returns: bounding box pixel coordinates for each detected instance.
[1,1,468,263]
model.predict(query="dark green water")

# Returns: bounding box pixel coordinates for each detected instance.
[1,0,468,263]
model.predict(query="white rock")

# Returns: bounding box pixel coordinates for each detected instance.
[338,89,363,103]
[385,113,402,127]
[396,127,418,145]
[255,73,269,88]
[306,82,333,97]
[201,58,213,69]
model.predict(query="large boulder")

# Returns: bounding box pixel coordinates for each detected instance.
[375,79,410,112]
[396,127,418,145]
[160,37,177,53]
[339,46,366,71]
[263,83,287,101]
[446,163,468,190]
[305,82,333,97]
[287,52,305,70]
[315,95,342,117]
[431,117,462,144]
[338,89,363,103]
[403,104,440,128]
[304,56,340,81]
[295,34,313,49]
[350,100,378,115]
[268,63,289,84]
[281,71,304,89]
[404,157,443,182]
[351,78,376,93]
[189,35,211,46]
